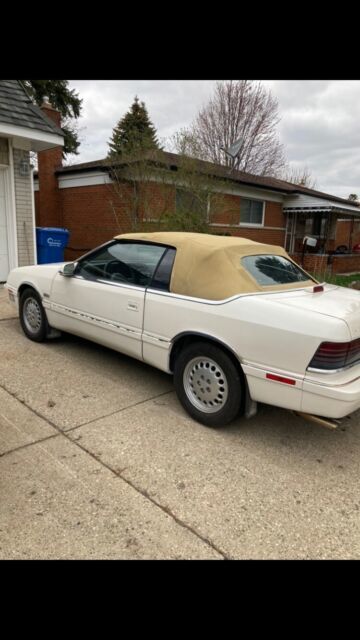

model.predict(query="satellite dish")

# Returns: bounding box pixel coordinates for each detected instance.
[220,136,243,170]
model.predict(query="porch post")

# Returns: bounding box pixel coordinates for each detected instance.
[290,212,297,254]
[350,216,355,252]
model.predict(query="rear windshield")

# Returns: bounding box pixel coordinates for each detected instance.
[242,255,314,286]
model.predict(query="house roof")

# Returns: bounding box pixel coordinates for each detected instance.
[114,231,314,300]
[0,80,63,137]
[53,150,359,210]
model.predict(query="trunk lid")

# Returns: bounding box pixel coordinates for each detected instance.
[265,284,360,339]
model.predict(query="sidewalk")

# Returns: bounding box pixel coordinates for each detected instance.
[1,288,360,559]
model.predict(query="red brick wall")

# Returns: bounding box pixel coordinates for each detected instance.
[60,182,177,261]
[140,182,175,220]
[290,252,360,275]
[352,223,360,247]
[210,193,240,225]
[210,197,285,247]
[34,161,287,259]
[264,201,285,227]
[332,255,360,274]
[37,105,63,228]
[336,220,352,248]
[214,226,285,247]
[33,180,170,260]
[61,183,132,260]
[335,220,360,250]
[301,254,329,274]
[210,195,285,227]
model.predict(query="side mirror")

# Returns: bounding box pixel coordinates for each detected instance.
[59,262,77,277]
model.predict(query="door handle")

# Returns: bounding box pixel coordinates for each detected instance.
[127,301,139,311]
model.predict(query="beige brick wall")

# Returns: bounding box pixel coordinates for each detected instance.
[13,148,35,266]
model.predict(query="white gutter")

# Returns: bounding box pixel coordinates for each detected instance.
[0,123,64,151]
[30,168,37,264]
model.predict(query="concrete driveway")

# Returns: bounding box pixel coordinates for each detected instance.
[0,285,359,559]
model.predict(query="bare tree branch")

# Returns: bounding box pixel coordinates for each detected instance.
[105,150,230,233]
[280,165,317,189]
[169,80,286,177]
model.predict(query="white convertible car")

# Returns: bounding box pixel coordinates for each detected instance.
[5,232,360,428]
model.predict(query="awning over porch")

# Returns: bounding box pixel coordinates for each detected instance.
[283,191,360,255]
[283,191,360,216]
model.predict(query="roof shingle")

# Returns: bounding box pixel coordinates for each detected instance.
[0,80,63,137]
[55,150,358,208]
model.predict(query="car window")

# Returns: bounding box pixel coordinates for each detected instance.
[242,255,314,286]
[150,248,176,291]
[76,241,166,287]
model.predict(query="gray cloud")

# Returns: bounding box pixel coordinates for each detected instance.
[69,80,214,161]
[69,80,360,199]
[265,80,360,197]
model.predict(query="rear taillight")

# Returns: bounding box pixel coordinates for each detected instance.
[308,338,360,370]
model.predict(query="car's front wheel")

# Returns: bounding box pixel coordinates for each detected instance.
[173,341,244,428]
[19,288,48,342]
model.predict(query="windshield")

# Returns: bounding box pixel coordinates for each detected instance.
[242,255,315,286]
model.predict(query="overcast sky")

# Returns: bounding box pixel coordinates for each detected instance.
[68,80,360,199]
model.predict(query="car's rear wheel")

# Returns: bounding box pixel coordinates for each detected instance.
[173,341,244,427]
[19,288,48,342]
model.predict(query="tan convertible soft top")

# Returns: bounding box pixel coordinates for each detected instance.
[114,232,314,300]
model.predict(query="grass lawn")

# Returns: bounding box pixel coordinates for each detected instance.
[311,272,360,287]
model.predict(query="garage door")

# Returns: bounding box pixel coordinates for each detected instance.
[0,170,10,282]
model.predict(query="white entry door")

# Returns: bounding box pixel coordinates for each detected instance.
[0,170,10,282]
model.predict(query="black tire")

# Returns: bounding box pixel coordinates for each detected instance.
[173,341,244,428]
[19,287,48,342]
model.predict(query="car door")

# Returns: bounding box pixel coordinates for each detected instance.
[48,240,167,359]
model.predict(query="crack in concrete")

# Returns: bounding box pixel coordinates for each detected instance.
[65,389,175,432]
[69,445,227,559]
[123,480,228,559]
[0,382,227,559]
[0,433,60,459]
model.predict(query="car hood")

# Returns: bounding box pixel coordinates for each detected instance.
[266,284,360,339]
[6,262,68,292]
[9,262,67,276]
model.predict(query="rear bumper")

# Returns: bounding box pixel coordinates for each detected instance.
[302,372,360,418]
[243,362,360,419]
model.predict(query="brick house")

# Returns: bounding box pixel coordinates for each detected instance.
[33,108,360,275]
[0,81,64,282]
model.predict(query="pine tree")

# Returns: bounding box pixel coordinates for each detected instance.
[108,96,160,158]
[20,80,82,156]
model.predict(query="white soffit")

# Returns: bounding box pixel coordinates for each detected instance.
[58,171,112,189]
[55,171,285,201]
[284,192,360,214]
[0,123,64,152]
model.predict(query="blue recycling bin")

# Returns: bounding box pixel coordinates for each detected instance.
[36,227,70,264]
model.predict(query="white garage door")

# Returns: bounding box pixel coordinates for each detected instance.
[0,170,10,282]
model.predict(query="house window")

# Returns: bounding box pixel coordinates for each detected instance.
[240,198,264,227]
[306,213,327,237]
